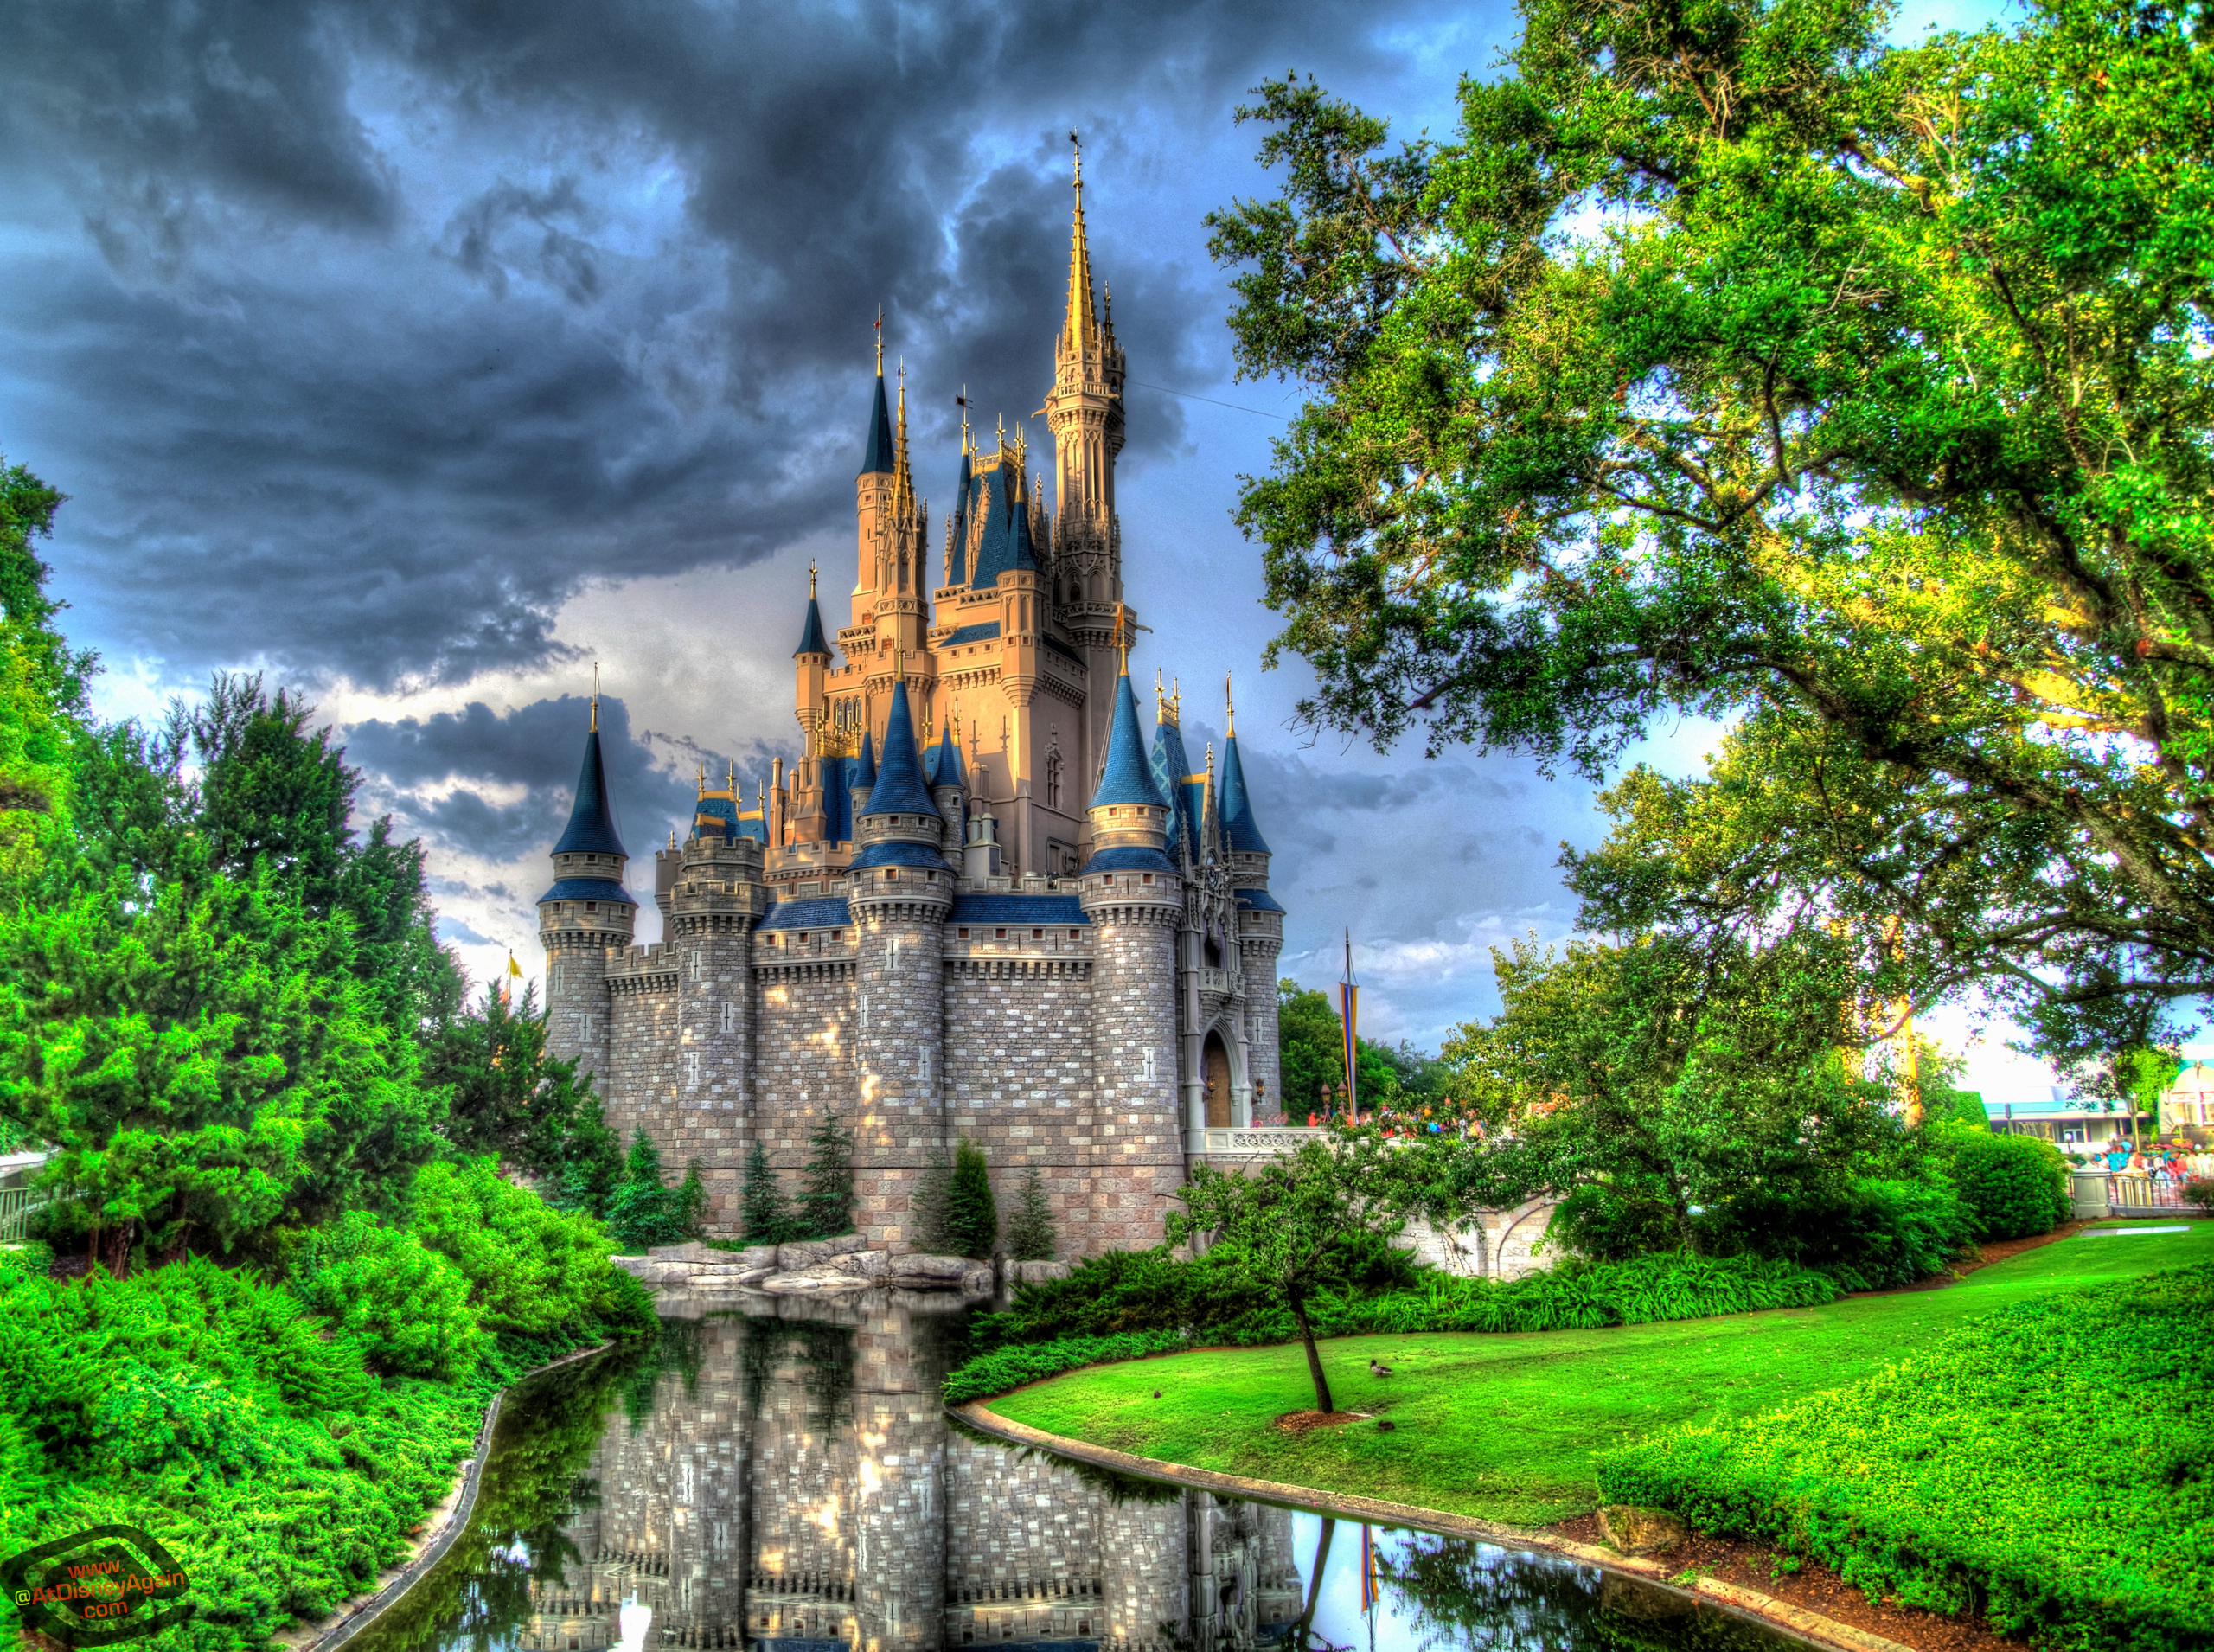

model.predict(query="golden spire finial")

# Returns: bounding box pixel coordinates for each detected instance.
[696,764,706,797]
[809,560,817,599]
[590,660,601,732]
[1064,131,1097,360]
[669,827,676,850]
[726,759,735,795]
[1225,671,1235,736]
[874,304,883,375]
[1117,603,1129,674]
[958,385,971,454]
[1072,128,1082,192]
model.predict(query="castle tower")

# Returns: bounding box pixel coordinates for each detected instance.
[790,567,836,847]
[1045,141,1129,772]
[1078,666,1187,1241]
[662,772,769,1228]
[925,719,968,859]
[540,696,637,1085]
[848,681,955,1248]
[851,340,897,632]
[1219,683,1283,1124]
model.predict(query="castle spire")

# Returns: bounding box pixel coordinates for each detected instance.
[860,680,941,821]
[553,703,628,859]
[1219,708,1271,855]
[859,317,896,477]
[1063,131,1098,361]
[794,561,829,656]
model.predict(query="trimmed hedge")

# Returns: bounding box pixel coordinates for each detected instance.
[943,1330,1192,1405]
[1947,1130,2071,1240]
[1596,1263,2214,1652]
[946,1252,1840,1403]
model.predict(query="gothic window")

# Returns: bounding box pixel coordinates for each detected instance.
[1046,749,1063,810]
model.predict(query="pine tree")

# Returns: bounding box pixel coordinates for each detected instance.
[740,1141,791,1246]
[1003,1167,1056,1262]
[944,1138,998,1260]
[912,1149,952,1253]
[797,1111,854,1239]
[675,1160,707,1240]
[607,1132,683,1251]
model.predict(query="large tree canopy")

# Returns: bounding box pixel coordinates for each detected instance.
[1210,0,2214,1056]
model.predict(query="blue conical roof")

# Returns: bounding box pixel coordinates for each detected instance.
[1091,674,1167,809]
[970,466,1041,586]
[1220,734,1271,854]
[931,720,965,789]
[852,729,876,791]
[795,592,829,657]
[553,725,627,857]
[861,681,941,818]
[1149,714,1194,858]
[859,370,896,477]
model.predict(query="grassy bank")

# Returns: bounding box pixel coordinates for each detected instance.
[983,1221,2213,1527]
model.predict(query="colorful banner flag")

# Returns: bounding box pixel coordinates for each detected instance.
[1360,1525,1378,1614]
[1339,980,1360,1122]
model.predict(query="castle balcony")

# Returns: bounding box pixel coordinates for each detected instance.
[1190,1124,1332,1162]
[1194,965,1240,997]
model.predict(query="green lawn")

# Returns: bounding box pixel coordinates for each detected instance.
[986,1221,2214,1527]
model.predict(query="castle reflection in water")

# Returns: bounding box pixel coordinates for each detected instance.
[515,1296,1302,1652]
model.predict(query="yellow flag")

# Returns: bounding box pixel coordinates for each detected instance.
[507,952,522,979]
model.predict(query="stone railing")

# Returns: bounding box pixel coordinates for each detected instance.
[1193,1125,1330,1156]
[1196,965,1239,996]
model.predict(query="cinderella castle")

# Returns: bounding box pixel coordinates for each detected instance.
[535,162,1288,1254]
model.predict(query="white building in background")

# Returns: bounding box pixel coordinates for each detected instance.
[1982,1085,2151,1146]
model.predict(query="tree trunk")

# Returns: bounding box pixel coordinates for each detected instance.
[1296,1518,1336,1652]
[1289,1287,1334,1413]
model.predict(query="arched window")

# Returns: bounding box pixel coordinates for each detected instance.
[1046,749,1064,810]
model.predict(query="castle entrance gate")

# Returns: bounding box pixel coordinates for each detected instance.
[1203,1032,1232,1127]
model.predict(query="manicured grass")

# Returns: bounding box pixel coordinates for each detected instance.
[984,1222,2214,1527]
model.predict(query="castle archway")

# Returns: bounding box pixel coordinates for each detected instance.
[1203,1031,1233,1127]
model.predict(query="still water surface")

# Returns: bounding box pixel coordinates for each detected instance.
[347,1299,1807,1652]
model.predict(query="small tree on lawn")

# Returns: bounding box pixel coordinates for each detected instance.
[741,1141,791,1246]
[1004,1167,1056,1261]
[798,1112,855,1239]
[944,1139,998,1259]
[1166,1134,1406,1415]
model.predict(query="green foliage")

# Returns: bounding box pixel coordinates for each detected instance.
[1004,1167,1057,1262]
[943,1331,1190,1405]
[1944,1130,2072,1241]
[944,1138,998,1259]
[426,983,620,1215]
[1208,0,2214,1065]
[408,1156,630,1341]
[797,1111,854,1239]
[948,1250,1841,1404]
[608,1131,699,1251]
[1699,1178,1974,1291]
[1275,977,1435,1118]
[2185,1177,2214,1216]
[1597,1265,2214,1650]
[738,1138,792,1247]
[291,1210,487,1379]
[1936,1088,1992,1131]
[912,1149,952,1253]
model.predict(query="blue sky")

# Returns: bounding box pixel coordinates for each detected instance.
[0,0,2052,1093]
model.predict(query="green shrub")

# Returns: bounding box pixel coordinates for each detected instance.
[943,1330,1191,1405]
[292,1211,488,1378]
[945,1139,998,1258]
[1597,1264,2214,1650]
[1004,1168,1058,1262]
[950,1250,1839,1400]
[739,1139,792,1245]
[608,1131,699,1250]
[797,1111,855,1239]
[1948,1130,2071,1240]
[410,1156,626,1339]
[1703,1178,1974,1289]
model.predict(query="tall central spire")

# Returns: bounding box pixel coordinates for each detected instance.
[1064,132,1098,360]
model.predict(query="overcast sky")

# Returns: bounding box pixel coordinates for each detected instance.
[0,0,2051,1092]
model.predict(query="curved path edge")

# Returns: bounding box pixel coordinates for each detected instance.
[290,1341,619,1652]
[951,1401,1912,1652]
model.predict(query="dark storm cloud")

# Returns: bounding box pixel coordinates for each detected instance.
[0,0,1448,688]
[346,693,709,860]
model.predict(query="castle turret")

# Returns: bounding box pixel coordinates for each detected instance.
[1220,682,1284,1122]
[540,696,637,1089]
[848,729,876,829]
[853,340,897,631]
[849,681,954,1251]
[795,561,831,741]
[1078,667,1187,1211]
[925,719,967,859]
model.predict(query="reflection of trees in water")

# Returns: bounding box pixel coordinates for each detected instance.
[1378,1535,1790,1652]
[349,1354,639,1652]
[625,1318,706,1430]
[738,1316,852,1432]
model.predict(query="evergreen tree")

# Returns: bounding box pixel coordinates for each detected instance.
[1003,1167,1056,1262]
[912,1149,952,1253]
[944,1138,998,1260]
[740,1140,792,1246]
[606,1132,686,1251]
[797,1111,854,1239]
[675,1160,707,1242]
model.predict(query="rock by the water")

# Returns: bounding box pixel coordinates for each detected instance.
[1597,1505,1686,1557]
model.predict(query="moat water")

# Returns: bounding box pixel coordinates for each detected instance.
[345,1298,1810,1652]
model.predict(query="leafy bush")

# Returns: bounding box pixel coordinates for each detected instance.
[945,1139,998,1258]
[1597,1264,2214,1651]
[609,1131,700,1250]
[1947,1130,2071,1240]
[1702,1177,1974,1290]
[410,1156,645,1341]
[943,1330,1191,1405]
[291,1211,488,1379]
[2182,1177,2213,1216]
